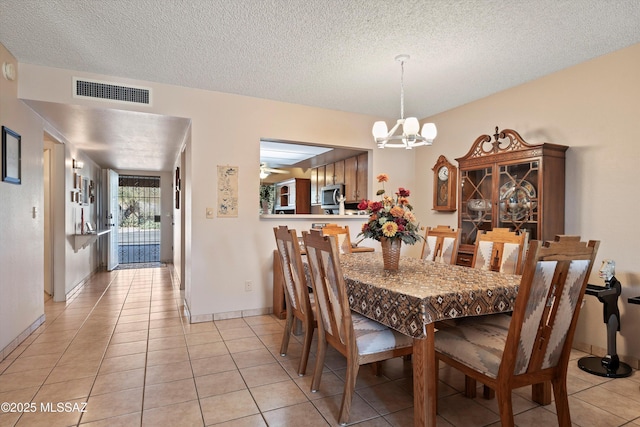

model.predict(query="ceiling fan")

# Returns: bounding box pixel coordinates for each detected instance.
[260,162,289,179]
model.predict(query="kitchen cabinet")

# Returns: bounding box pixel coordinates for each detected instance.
[456,127,567,265]
[325,163,334,186]
[311,166,325,206]
[311,154,366,204]
[323,160,345,186]
[274,178,311,214]
[344,153,368,203]
[310,168,319,205]
[334,160,345,185]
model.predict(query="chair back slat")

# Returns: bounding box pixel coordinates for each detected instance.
[503,236,599,377]
[421,225,460,265]
[500,242,522,274]
[274,226,311,317]
[304,230,353,351]
[321,225,353,254]
[472,228,526,274]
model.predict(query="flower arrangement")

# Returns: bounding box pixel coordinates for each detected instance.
[357,174,422,245]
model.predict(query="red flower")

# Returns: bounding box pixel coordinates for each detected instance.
[396,187,410,197]
[357,199,369,210]
[369,201,383,212]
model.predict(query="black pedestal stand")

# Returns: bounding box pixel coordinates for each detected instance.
[578,282,632,378]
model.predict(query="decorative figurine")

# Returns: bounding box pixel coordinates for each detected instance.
[338,194,346,216]
[597,259,621,370]
[578,259,632,377]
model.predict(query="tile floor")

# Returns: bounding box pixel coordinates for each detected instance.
[0,265,638,426]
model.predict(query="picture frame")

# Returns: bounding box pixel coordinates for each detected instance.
[88,179,95,203]
[2,126,21,184]
[81,176,90,205]
[175,189,180,209]
[175,166,180,190]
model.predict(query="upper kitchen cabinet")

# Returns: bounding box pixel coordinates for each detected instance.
[456,127,567,266]
[310,166,325,206]
[344,153,368,203]
[325,160,345,186]
[311,154,367,206]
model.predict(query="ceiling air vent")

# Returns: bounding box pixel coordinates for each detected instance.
[73,77,152,105]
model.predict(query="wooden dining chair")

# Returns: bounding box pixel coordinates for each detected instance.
[421,225,461,264]
[464,227,528,397]
[321,224,353,254]
[303,229,413,425]
[435,235,599,426]
[471,228,526,274]
[273,226,317,376]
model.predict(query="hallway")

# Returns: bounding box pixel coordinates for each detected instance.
[0,265,638,426]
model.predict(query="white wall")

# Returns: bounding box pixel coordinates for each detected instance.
[64,147,101,295]
[0,45,45,354]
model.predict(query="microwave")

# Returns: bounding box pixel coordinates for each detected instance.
[320,183,345,212]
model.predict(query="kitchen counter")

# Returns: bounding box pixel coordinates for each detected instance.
[260,214,368,220]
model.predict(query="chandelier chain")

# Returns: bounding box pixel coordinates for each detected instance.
[400,60,405,120]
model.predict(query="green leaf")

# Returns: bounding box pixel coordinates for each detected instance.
[376,189,385,196]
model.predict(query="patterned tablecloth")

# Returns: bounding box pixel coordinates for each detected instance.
[340,252,522,339]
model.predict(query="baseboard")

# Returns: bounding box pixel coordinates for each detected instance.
[0,314,46,362]
[187,306,274,324]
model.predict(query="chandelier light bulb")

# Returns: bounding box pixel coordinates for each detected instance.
[421,123,437,141]
[372,121,388,139]
[403,117,420,135]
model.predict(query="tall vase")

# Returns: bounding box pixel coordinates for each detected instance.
[380,237,401,271]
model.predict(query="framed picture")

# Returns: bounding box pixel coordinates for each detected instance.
[2,126,21,184]
[81,177,90,205]
[175,189,180,209]
[175,166,181,190]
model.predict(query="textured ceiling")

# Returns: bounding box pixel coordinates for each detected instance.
[1,0,640,170]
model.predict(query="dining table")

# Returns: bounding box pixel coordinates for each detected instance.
[338,252,523,427]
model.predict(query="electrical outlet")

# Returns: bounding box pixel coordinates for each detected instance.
[244,281,252,292]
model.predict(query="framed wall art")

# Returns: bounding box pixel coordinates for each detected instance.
[2,126,21,184]
[81,176,90,205]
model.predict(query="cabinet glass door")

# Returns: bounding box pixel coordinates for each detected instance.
[460,167,493,246]
[497,160,539,240]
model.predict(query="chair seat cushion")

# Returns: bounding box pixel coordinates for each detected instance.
[352,313,413,356]
[434,313,511,378]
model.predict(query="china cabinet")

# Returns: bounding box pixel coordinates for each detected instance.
[456,127,568,266]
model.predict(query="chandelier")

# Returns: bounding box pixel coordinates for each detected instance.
[372,55,437,149]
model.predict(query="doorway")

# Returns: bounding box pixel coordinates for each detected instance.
[118,175,161,265]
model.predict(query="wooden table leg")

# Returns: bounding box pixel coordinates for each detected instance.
[413,323,436,427]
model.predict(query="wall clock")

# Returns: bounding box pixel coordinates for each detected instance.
[432,155,457,211]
